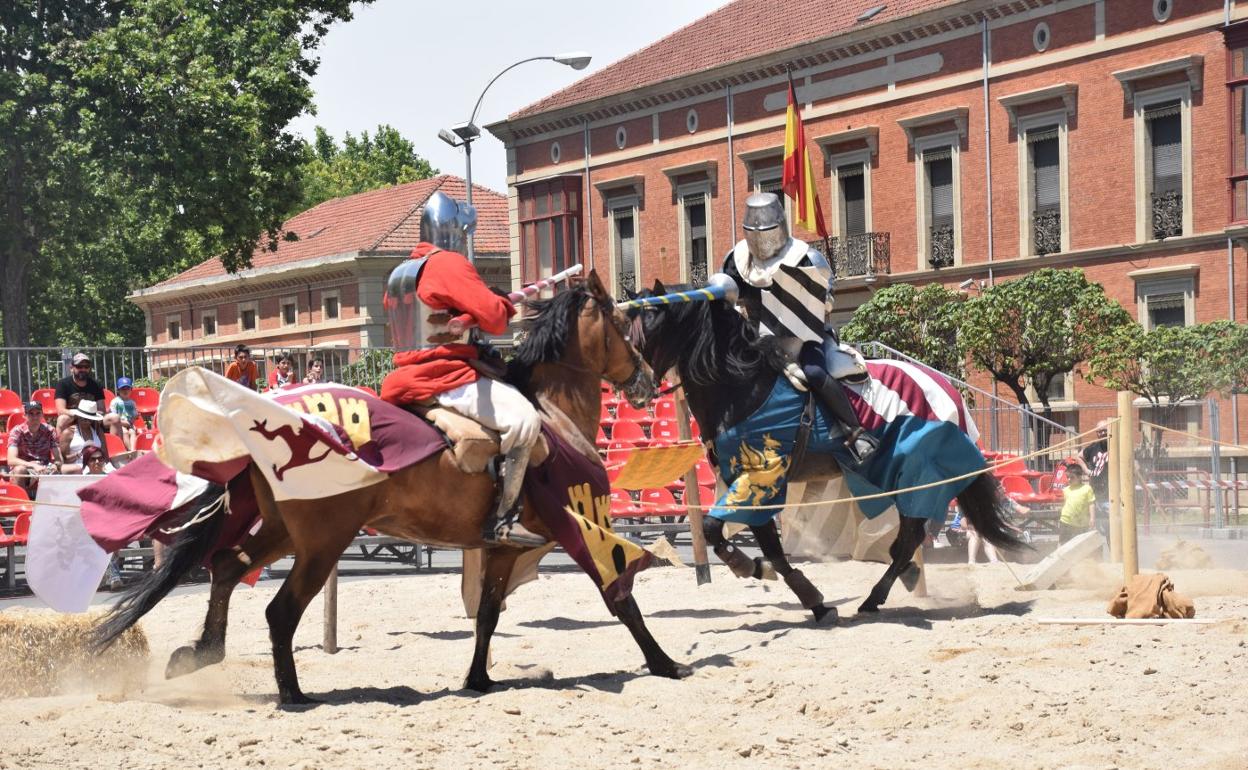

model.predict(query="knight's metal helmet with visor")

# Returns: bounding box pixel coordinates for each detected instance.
[420,191,477,254]
[741,192,790,261]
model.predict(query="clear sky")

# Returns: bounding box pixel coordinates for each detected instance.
[290,0,728,193]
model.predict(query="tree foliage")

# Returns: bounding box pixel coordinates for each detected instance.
[840,282,966,379]
[1,0,365,348]
[295,125,437,215]
[959,268,1132,418]
[1088,320,1248,413]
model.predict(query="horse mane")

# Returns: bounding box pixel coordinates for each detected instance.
[506,287,593,392]
[640,284,776,387]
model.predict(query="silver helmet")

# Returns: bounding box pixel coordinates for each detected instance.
[419,191,477,253]
[741,192,791,261]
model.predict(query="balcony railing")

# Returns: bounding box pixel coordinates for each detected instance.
[927,223,955,268]
[808,232,891,281]
[1033,208,1061,256]
[1151,189,1183,240]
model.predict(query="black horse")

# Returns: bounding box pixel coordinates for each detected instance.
[628,281,1024,620]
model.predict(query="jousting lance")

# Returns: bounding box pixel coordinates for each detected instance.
[615,272,739,310]
[447,263,585,335]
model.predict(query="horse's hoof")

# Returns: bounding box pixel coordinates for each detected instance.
[811,604,838,625]
[857,601,881,614]
[279,691,322,706]
[465,676,496,693]
[756,559,779,581]
[899,562,921,592]
[165,645,200,679]
[650,661,693,680]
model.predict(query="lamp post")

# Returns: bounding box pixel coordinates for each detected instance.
[439,52,591,260]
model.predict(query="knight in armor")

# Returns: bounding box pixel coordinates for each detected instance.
[381,191,546,547]
[722,192,878,466]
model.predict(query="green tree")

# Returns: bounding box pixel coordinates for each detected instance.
[1,0,365,348]
[840,282,966,379]
[959,268,1131,421]
[296,124,437,215]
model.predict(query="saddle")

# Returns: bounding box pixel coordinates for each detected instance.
[410,403,549,474]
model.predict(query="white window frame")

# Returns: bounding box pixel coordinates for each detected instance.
[1133,83,1193,242]
[750,164,792,227]
[200,308,217,339]
[1135,275,1195,329]
[1016,109,1071,257]
[1025,371,1075,407]
[321,289,341,321]
[676,182,713,284]
[827,149,873,238]
[914,130,963,268]
[608,195,641,297]
[165,313,182,342]
[280,296,298,328]
[238,300,259,332]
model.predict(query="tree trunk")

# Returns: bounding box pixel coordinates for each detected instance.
[1,245,32,348]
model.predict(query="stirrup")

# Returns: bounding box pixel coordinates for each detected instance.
[843,428,879,467]
[483,505,547,548]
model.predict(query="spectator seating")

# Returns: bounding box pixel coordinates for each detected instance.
[610,420,648,446]
[999,475,1035,500]
[595,426,608,447]
[0,389,21,420]
[29,388,57,416]
[615,401,652,428]
[653,397,678,421]
[604,440,635,460]
[5,413,24,433]
[638,487,683,516]
[0,431,7,450]
[599,402,616,428]
[0,482,33,517]
[103,388,116,409]
[104,433,127,457]
[650,419,681,443]
[609,489,641,518]
[134,430,159,452]
[0,511,31,546]
[128,387,161,419]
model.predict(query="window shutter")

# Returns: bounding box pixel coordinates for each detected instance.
[1028,129,1060,211]
[839,164,866,236]
[1147,104,1182,192]
[925,150,954,225]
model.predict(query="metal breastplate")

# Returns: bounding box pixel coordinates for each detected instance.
[384,254,471,353]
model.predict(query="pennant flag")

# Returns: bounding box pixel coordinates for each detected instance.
[782,75,828,239]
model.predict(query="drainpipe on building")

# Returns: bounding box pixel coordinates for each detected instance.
[583,119,594,272]
[981,18,995,287]
[727,83,738,230]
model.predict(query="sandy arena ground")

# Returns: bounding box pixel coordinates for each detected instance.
[1,558,1245,770]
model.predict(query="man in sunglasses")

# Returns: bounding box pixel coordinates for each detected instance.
[54,352,121,435]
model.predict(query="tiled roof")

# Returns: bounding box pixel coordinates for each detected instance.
[510,0,959,120]
[152,175,508,289]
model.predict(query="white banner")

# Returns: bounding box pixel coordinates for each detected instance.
[26,476,111,613]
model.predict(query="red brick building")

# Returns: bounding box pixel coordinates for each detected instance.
[129,175,509,370]
[489,0,1247,436]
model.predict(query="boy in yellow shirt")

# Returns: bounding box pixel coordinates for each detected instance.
[1059,464,1096,543]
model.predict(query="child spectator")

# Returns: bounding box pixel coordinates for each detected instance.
[109,377,139,451]
[302,358,325,385]
[225,344,259,391]
[6,401,62,495]
[267,354,296,389]
[1058,464,1096,544]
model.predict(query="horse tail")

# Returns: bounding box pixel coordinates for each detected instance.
[956,474,1028,551]
[93,483,228,649]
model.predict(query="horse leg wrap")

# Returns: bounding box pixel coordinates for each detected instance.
[783,569,826,610]
[233,546,252,567]
[715,543,759,579]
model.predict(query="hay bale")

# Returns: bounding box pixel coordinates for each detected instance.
[0,609,148,699]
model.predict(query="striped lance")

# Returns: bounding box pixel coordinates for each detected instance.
[447,263,584,335]
[615,273,739,310]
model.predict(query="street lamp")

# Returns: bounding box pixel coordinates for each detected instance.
[438,52,592,259]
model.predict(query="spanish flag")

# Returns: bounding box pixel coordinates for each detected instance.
[782,77,828,239]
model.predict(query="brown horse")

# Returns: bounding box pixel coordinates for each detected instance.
[96,271,692,704]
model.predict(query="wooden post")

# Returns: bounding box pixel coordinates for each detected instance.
[1106,418,1122,562]
[676,388,712,585]
[1117,392,1138,582]
[323,564,339,654]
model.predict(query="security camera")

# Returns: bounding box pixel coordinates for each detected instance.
[958,278,975,290]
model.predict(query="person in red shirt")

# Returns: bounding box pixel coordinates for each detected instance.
[381,191,544,547]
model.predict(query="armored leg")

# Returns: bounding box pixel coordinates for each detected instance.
[482,444,546,548]
[802,364,878,466]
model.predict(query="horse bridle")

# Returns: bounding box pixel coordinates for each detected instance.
[624,307,683,396]
[547,296,650,395]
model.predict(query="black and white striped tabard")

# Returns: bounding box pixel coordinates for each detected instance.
[758,261,828,344]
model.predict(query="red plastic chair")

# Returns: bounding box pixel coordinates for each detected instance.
[688,417,702,440]
[103,388,117,408]
[652,398,677,421]
[0,512,31,546]
[129,387,161,419]
[596,426,609,447]
[5,413,24,432]
[1000,475,1035,500]
[599,401,616,427]
[30,388,58,416]
[615,401,652,428]
[0,482,33,517]
[650,419,681,443]
[610,420,648,446]
[133,416,147,431]
[609,488,641,518]
[104,433,127,456]
[0,432,7,449]
[0,389,22,419]
[639,487,683,516]
[134,431,158,452]
[1037,475,1054,495]
[604,440,635,459]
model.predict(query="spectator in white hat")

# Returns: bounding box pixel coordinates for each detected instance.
[58,394,111,473]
